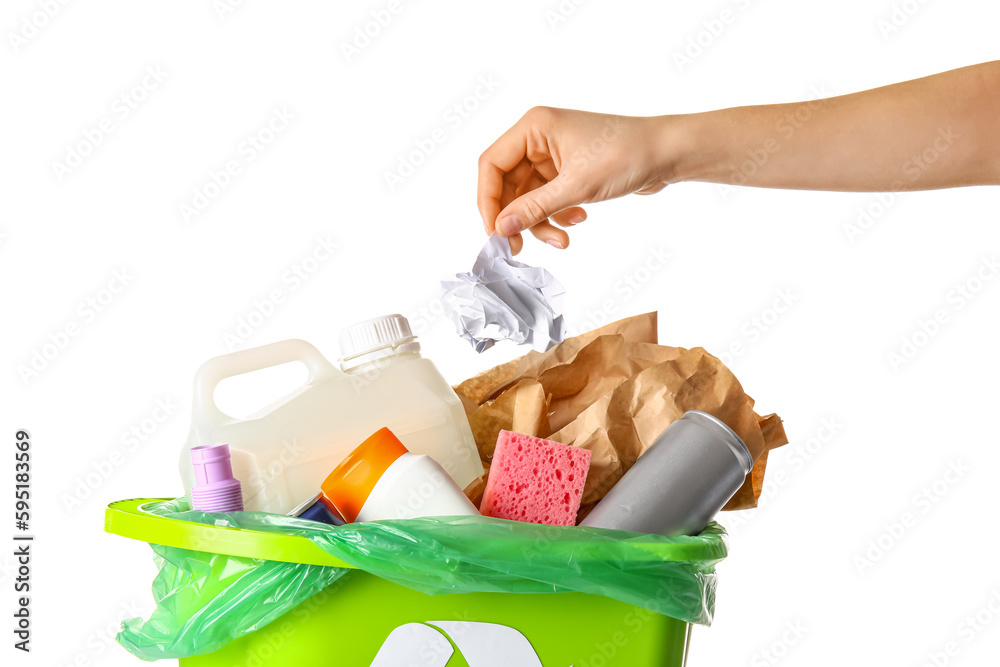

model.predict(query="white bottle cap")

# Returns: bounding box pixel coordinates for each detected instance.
[339,314,421,371]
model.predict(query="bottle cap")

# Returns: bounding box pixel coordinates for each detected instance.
[320,428,408,522]
[190,443,244,512]
[339,314,420,371]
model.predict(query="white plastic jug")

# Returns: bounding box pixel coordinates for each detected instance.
[178,315,484,514]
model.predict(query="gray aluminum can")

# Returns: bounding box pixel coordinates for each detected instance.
[580,410,753,536]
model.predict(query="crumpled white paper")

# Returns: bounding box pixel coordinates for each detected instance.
[441,233,566,353]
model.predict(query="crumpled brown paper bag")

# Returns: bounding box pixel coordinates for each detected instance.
[456,312,787,513]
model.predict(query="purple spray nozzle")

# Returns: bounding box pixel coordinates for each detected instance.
[192,443,236,484]
[190,443,244,512]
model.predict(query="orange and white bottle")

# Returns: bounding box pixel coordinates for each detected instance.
[320,428,479,522]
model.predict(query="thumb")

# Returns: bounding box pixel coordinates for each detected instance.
[495,177,581,238]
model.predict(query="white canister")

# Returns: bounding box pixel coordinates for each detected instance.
[179,314,484,515]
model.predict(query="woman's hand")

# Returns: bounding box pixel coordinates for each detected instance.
[477,107,678,254]
[477,63,1000,254]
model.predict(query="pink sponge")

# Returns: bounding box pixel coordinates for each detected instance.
[481,430,591,526]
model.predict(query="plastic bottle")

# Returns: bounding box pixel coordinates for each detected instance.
[320,427,480,522]
[287,493,345,526]
[580,411,753,536]
[178,315,483,514]
[337,314,484,490]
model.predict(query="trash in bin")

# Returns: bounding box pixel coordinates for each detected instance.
[453,312,788,512]
[108,310,787,665]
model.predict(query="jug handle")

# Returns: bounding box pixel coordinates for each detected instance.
[191,339,342,431]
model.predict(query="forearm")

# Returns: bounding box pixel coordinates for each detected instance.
[667,61,1000,191]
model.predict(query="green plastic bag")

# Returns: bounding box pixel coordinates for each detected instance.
[117,543,346,660]
[118,499,727,661]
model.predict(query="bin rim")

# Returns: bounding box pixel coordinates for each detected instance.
[105,498,356,568]
[105,497,727,567]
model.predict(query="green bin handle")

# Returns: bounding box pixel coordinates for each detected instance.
[104,498,354,568]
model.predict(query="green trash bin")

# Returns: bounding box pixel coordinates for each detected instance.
[106,498,724,666]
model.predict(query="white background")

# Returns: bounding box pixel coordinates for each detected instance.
[2,1,999,666]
